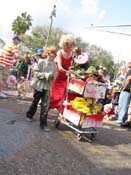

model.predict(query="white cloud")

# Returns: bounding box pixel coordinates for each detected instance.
[0,0,65,41]
[98,10,106,20]
[77,28,131,63]
[80,0,106,24]
[0,0,130,63]
[81,0,98,16]
[0,0,74,41]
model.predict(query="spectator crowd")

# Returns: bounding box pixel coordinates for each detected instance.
[0,34,131,131]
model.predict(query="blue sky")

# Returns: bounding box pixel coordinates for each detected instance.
[96,0,131,23]
[1,0,131,63]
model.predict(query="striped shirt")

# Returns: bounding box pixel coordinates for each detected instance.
[0,41,19,67]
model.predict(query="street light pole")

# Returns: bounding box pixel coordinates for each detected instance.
[44,5,56,48]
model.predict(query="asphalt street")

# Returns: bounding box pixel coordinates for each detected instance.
[0,90,131,175]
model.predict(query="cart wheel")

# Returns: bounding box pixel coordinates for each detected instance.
[54,119,60,128]
[77,134,83,141]
[90,133,96,141]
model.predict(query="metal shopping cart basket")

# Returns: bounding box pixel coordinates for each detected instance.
[54,73,105,142]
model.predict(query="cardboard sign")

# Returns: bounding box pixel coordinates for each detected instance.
[63,106,104,128]
[68,78,86,95]
[63,107,81,125]
[84,84,106,99]
[81,114,104,128]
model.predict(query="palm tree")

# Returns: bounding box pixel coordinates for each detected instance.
[12,12,32,35]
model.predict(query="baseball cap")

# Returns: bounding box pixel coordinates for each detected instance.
[12,35,21,41]
[37,48,44,55]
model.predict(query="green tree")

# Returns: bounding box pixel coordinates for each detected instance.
[75,37,90,51]
[86,44,115,79]
[21,25,67,52]
[12,12,32,35]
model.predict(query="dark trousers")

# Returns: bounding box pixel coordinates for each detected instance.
[26,89,50,126]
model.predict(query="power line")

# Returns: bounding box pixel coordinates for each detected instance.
[85,28,131,36]
[88,24,131,28]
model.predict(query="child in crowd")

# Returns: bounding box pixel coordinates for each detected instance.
[27,48,44,81]
[17,76,26,98]
[6,74,17,89]
[26,46,57,131]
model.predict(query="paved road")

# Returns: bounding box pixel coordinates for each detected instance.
[0,91,131,175]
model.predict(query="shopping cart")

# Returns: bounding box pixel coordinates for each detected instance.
[54,73,105,142]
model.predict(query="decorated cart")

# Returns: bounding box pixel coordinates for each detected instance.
[54,52,107,141]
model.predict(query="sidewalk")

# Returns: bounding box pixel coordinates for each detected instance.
[6,88,33,99]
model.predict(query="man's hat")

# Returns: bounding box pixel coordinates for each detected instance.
[12,35,21,41]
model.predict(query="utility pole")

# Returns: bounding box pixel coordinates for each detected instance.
[44,5,56,48]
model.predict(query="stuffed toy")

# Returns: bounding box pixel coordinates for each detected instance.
[103,103,113,120]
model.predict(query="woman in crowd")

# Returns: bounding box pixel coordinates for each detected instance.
[49,34,75,110]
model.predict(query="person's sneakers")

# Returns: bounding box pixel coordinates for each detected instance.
[26,117,33,122]
[115,120,123,124]
[43,126,50,132]
[0,92,8,99]
[40,125,50,132]
[120,121,130,128]
[2,90,8,95]
[127,123,131,131]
